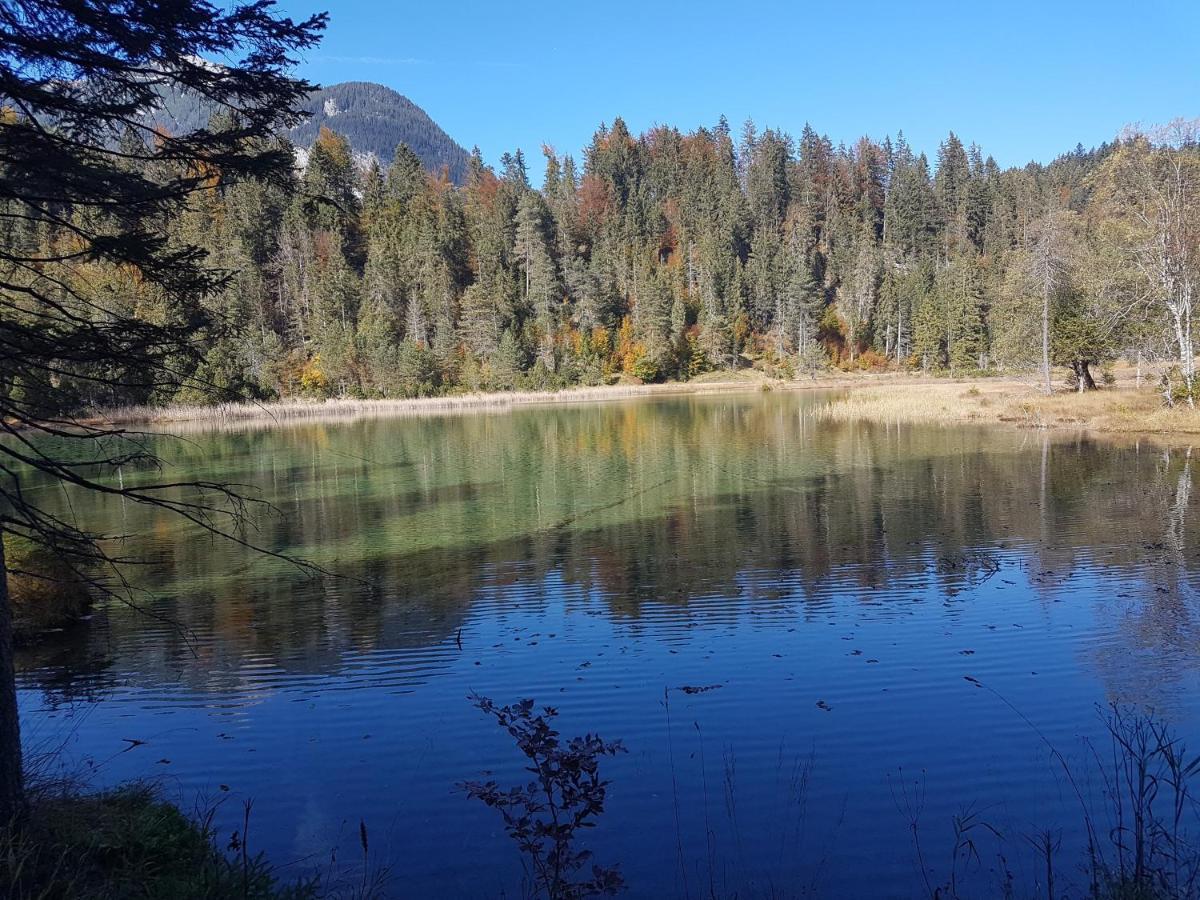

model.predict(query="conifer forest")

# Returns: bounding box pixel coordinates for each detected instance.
[10,108,1200,412]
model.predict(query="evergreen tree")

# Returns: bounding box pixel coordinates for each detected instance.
[514,191,561,365]
[0,0,324,825]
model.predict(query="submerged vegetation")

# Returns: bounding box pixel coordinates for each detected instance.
[2,536,92,646]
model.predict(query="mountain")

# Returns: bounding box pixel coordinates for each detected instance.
[144,79,471,183]
[287,82,470,182]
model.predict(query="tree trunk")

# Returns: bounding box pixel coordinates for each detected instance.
[0,532,25,827]
[1073,361,1097,392]
[1170,299,1195,408]
[1041,283,1052,395]
[1185,296,1195,408]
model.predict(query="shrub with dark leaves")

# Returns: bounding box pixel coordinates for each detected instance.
[461,694,626,898]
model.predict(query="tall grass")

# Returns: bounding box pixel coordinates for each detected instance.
[818,382,1200,435]
[91,372,954,432]
[0,783,320,900]
[93,382,780,432]
[102,386,653,428]
[897,700,1200,900]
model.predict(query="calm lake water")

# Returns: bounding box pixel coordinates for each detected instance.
[14,390,1200,898]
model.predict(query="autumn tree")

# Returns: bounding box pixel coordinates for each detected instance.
[1094,127,1200,404]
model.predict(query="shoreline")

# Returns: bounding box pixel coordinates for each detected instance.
[89,371,945,430]
[78,369,1200,438]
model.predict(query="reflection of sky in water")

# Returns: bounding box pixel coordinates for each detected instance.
[15,392,1200,898]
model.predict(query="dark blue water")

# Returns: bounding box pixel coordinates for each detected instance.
[15,393,1200,897]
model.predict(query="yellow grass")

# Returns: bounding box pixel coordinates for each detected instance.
[82,364,1200,437]
[98,381,763,430]
[91,372,925,431]
[818,380,1200,435]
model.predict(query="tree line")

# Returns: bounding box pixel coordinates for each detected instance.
[7,108,1200,414]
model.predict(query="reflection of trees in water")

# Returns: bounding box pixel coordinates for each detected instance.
[1086,444,1200,712]
[15,396,1200,704]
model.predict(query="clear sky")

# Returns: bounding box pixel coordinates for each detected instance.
[276,0,1200,172]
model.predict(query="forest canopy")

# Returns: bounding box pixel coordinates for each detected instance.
[7,95,1200,411]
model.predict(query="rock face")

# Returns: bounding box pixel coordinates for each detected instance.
[287,82,471,183]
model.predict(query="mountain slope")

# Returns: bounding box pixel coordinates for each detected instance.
[287,82,470,182]
[145,79,470,183]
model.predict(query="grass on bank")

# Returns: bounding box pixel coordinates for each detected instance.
[818,381,1200,434]
[88,363,1200,437]
[1,785,318,900]
[101,383,696,428]
[88,371,907,430]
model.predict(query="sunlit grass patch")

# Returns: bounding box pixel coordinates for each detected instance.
[819,380,1200,435]
[816,381,1016,425]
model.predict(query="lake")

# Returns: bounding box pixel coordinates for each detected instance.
[14,390,1200,898]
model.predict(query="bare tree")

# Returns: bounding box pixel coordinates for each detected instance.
[1099,125,1200,406]
[838,239,879,363]
[1028,208,1073,394]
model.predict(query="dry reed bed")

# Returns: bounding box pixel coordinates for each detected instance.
[91,372,923,432]
[89,373,1200,437]
[819,381,1200,434]
[96,381,776,431]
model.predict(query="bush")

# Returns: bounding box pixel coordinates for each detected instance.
[461,695,626,899]
[524,358,564,392]
[1159,367,1198,408]
[630,354,659,384]
[297,354,330,396]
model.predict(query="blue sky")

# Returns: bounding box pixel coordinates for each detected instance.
[277,0,1200,172]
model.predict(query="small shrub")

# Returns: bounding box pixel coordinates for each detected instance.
[462,695,626,899]
[1159,366,1200,408]
[854,349,891,371]
[795,344,829,380]
[297,354,329,396]
[630,354,659,384]
[685,333,711,380]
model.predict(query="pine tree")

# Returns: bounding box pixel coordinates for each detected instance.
[514,191,561,365]
[935,132,971,252]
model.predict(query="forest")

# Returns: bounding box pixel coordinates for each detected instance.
[6,108,1200,412]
